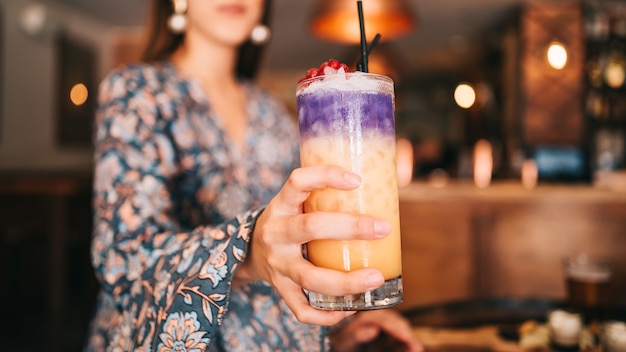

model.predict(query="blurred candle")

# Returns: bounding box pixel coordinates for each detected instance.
[428,169,449,188]
[549,310,582,348]
[396,138,414,187]
[602,321,626,351]
[473,139,493,188]
[521,159,539,190]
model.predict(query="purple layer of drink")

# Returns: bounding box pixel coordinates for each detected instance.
[297,72,403,310]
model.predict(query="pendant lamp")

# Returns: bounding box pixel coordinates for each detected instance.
[309,0,417,44]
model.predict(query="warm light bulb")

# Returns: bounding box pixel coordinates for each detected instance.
[547,42,568,70]
[605,61,625,88]
[70,83,88,106]
[454,83,476,109]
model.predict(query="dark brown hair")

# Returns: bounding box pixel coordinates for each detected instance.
[142,0,272,80]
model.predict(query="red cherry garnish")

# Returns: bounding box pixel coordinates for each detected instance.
[327,59,341,69]
[298,60,351,83]
[306,68,320,78]
[298,68,320,83]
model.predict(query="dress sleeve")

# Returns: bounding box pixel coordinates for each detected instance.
[91,67,260,351]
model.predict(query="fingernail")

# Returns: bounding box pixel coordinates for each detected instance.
[344,172,362,187]
[366,272,384,289]
[374,220,391,237]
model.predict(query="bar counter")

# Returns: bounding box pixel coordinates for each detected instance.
[400,180,626,203]
[397,181,626,310]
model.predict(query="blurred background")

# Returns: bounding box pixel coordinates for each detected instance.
[0,0,625,350]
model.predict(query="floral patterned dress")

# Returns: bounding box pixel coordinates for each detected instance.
[86,62,326,351]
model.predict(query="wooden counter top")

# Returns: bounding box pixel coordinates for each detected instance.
[399,181,626,204]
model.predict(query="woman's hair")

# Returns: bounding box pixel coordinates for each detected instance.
[141,0,272,80]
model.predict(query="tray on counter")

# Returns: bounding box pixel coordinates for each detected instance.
[359,298,626,352]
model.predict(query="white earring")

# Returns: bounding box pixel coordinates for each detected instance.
[168,0,188,34]
[250,23,271,45]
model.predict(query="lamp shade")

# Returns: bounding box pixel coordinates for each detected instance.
[309,0,417,44]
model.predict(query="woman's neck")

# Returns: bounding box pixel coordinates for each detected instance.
[170,33,240,90]
[170,33,250,149]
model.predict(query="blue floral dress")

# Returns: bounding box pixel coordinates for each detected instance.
[86,62,326,351]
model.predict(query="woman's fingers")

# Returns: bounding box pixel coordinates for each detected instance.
[262,165,391,244]
[271,166,362,214]
[288,212,391,243]
[280,259,384,297]
[274,275,356,326]
[342,310,424,352]
[259,209,391,246]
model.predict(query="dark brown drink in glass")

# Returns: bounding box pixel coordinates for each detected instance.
[566,276,611,308]
[563,254,612,314]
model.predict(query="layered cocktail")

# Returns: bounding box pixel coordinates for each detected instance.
[297,68,403,310]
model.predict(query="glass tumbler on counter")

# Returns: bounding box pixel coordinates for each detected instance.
[296,72,403,311]
[563,253,613,313]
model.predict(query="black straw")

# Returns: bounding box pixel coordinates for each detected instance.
[357,33,381,72]
[357,1,368,72]
[367,33,381,56]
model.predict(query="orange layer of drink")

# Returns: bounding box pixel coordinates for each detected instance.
[301,136,402,279]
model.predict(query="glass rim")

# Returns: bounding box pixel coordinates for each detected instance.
[562,253,612,268]
[297,71,394,90]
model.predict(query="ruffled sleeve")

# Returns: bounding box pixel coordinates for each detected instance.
[91,66,261,351]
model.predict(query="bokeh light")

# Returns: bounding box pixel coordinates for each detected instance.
[396,138,414,187]
[605,61,625,89]
[547,42,568,70]
[70,83,88,106]
[473,139,493,189]
[454,83,476,109]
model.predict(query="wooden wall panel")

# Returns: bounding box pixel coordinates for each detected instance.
[398,182,626,309]
[398,201,474,309]
[484,201,626,302]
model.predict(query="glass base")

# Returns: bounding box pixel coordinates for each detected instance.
[308,276,403,311]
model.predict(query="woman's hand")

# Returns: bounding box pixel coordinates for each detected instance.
[330,309,424,352]
[237,165,392,326]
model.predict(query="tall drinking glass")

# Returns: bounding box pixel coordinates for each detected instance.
[296,72,403,310]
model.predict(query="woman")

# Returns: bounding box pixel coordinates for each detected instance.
[87,0,422,351]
